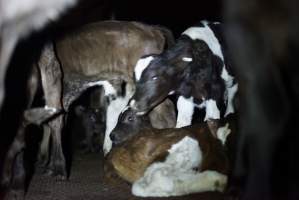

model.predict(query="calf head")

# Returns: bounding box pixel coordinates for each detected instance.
[75,105,106,139]
[110,107,152,146]
[131,37,213,115]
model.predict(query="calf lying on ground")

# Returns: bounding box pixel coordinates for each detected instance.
[130,20,238,136]
[106,107,231,197]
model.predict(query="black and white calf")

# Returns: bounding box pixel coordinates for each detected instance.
[130,21,238,135]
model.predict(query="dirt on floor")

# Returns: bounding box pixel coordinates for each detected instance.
[22,152,229,200]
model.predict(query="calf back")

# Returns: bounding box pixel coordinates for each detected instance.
[56,20,167,82]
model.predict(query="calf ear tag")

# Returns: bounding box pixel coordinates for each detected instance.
[182,57,193,62]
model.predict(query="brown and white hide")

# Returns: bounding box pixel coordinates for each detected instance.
[106,123,230,197]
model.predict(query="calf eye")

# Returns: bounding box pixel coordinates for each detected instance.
[94,109,100,113]
[128,116,134,121]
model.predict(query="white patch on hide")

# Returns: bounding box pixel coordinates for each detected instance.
[175,96,194,128]
[183,22,235,89]
[129,99,136,107]
[103,84,134,155]
[182,22,237,119]
[132,136,227,197]
[182,23,223,61]
[182,57,193,62]
[136,111,146,116]
[44,105,57,113]
[134,56,154,81]
[204,99,220,121]
[216,123,231,145]
[221,66,234,88]
[87,80,117,97]
[225,84,238,116]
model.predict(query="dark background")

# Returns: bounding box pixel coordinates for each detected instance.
[56,0,223,37]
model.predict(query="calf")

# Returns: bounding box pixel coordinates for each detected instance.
[110,98,176,146]
[2,20,175,193]
[55,20,175,155]
[73,86,108,153]
[74,105,106,153]
[107,107,231,197]
[130,21,238,136]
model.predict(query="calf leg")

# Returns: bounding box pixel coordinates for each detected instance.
[225,83,238,117]
[37,125,51,167]
[175,96,194,128]
[38,42,66,178]
[45,115,66,179]
[1,123,27,200]
[1,123,26,188]
[204,99,221,137]
[1,66,38,195]
[7,151,26,200]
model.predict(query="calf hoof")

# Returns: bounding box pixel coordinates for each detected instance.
[43,169,67,181]
[36,156,49,168]
[43,167,67,181]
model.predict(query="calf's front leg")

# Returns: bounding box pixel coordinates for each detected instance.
[204,99,220,137]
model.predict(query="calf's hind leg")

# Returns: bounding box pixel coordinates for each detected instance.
[1,65,38,196]
[38,43,66,179]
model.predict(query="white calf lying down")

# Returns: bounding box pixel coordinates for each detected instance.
[132,136,227,197]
